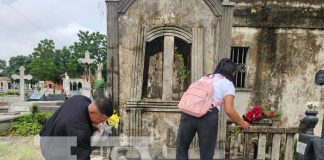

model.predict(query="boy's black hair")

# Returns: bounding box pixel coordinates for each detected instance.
[94,97,114,117]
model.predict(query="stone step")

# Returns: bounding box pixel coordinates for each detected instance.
[89,147,220,159]
[0,106,8,113]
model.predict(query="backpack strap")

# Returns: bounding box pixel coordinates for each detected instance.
[212,99,224,108]
[209,75,225,108]
[204,75,224,85]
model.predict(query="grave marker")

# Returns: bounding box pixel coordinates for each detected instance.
[11,66,32,101]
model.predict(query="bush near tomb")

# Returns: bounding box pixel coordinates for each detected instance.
[8,103,52,136]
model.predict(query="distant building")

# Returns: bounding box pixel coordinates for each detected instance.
[36,80,63,94]
[0,77,11,92]
[62,77,84,96]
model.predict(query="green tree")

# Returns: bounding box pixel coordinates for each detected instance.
[4,31,107,83]
[71,30,107,80]
[3,55,32,77]
[28,39,60,82]
[0,59,6,70]
[72,31,107,62]
[55,46,83,78]
[0,59,6,76]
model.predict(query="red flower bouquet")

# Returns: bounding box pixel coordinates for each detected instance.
[243,105,263,123]
[227,104,281,140]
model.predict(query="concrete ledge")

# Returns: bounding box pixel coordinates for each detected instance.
[0,114,19,134]
[126,100,180,112]
[0,96,20,103]
[8,101,64,113]
[228,126,299,134]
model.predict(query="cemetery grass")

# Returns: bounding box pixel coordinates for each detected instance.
[0,136,42,160]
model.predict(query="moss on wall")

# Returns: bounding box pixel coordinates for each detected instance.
[253,27,278,106]
[252,27,322,108]
[244,0,323,108]
[231,0,324,5]
[232,0,324,29]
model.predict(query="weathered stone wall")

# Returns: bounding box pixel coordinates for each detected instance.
[118,0,221,101]
[140,112,180,148]
[231,0,324,136]
[231,0,324,29]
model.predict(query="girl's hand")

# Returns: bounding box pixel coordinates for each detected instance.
[241,121,250,130]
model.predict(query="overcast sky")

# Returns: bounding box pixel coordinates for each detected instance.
[0,0,107,65]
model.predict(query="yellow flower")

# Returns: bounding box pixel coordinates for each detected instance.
[107,110,121,128]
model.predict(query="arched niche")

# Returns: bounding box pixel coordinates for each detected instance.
[72,82,77,91]
[141,26,192,100]
[78,82,83,90]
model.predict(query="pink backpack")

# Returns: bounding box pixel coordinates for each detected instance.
[178,76,223,117]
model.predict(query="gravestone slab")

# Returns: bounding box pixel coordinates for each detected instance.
[8,102,30,113]
[28,92,46,101]
[81,82,92,99]
[46,94,65,101]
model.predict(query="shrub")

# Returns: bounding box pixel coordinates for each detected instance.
[6,91,19,95]
[8,121,42,136]
[30,103,39,115]
[35,112,53,125]
[0,91,19,96]
[92,80,107,98]
[8,105,53,136]
[93,80,106,90]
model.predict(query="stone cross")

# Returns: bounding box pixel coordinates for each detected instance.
[97,63,103,80]
[78,51,97,82]
[78,51,97,99]
[11,66,33,101]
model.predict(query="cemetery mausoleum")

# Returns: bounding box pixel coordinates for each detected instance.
[106,0,234,158]
[105,0,324,159]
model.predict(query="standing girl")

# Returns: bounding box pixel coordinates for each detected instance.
[176,58,250,160]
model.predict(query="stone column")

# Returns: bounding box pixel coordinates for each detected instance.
[216,1,235,159]
[130,26,145,101]
[205,28,217,74]
[97,63,103,80]
[162,36,174,101]
[19,68,25,101]
[216,0,235,62]
[106,0,119,103]
[129,108,143,137]
[63,72,70,96]
[191,27,204,82]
